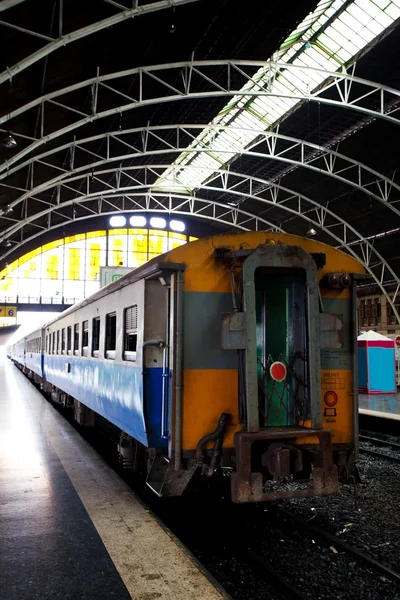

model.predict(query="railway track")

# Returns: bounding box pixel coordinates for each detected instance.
[238,548,307,600]
[271,505,400,585]
[359,431,400,462]
[45,393,400,599]
[360,432,400,451]
[52,398,301,600]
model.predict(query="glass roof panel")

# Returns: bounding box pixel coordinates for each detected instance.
[386,2,400,18]
[348,3,374,24]
[154,0,399,193]
[372,0,390,8]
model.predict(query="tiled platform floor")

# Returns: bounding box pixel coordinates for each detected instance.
[359,391,400,420]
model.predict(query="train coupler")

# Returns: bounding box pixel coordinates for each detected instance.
[231,426,338,503]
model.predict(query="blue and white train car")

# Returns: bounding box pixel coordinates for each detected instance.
[25,327,44,383]
[9,335,26,367]
[42,263,172,450]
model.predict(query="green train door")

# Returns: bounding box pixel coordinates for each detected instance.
[255,268,310,428]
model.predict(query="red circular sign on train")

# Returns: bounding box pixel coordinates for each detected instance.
[396,336,400,347]
[270,361,287,382]
[324,391,338,407]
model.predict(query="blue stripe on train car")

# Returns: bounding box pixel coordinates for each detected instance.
[43,355,167,448]
[25,352,43,378]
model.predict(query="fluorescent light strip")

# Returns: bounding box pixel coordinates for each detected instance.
[155,0,400,193]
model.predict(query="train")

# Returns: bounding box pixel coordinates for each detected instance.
[8,231,365,503]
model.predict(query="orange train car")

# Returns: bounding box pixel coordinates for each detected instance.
[151,231,365,502]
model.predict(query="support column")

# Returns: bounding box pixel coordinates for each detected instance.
[380,294,388,334]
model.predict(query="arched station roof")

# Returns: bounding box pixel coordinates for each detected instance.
[1,0,400,316]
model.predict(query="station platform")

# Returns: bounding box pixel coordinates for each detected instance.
[0,350,226,600]
[359,392,400,421]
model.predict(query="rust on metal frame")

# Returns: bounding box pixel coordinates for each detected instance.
[231,426,338,503]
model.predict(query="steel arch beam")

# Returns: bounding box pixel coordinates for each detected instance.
[2,61,400,175]
[0,0,28,12]
[0,0,201,86]
[0,206,278,274]
[0,195,282,256]
[2,125,400,218]
[1,163,397,279]
[2,186,399,321]
[1,164,399,320]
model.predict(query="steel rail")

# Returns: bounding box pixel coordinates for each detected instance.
[272,506,400,584]
[241,548,307,600]
[359,434,400,451]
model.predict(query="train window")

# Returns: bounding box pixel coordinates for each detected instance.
[52,332,56,354]
[67,326,72,354]
[61,329,66,354]
[92,317,100,358]
[123,305,137,362]
[82,321,89,356]
[56,330,60,354]
[105,312,116,360]
[74,323,79,355]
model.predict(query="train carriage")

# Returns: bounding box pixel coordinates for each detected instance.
[25,328,44,383]
[9,335,26,367]
[8,231,365,503]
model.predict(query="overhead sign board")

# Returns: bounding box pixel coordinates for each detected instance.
[0,305,17,318]
[100,267,133,288]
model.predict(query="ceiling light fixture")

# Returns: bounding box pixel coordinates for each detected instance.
[170,220,185,232]
[130,216,147,227]
[110,215,126,227]
[0,132,17,149]
[150,217,166,229]
[307,227,317,236]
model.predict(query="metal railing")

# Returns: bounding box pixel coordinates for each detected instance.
[0,295,80,305]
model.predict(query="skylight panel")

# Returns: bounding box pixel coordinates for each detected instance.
[364,19,385,37]
[235,111,261,129]
[374,7,393,25]
[372,0,390,8]
[335,46,355,62]
[386,3,400,18]
[362,0,384,17]
[348,3,373,24]
[336,15,361,38]
[153,0,400,194]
